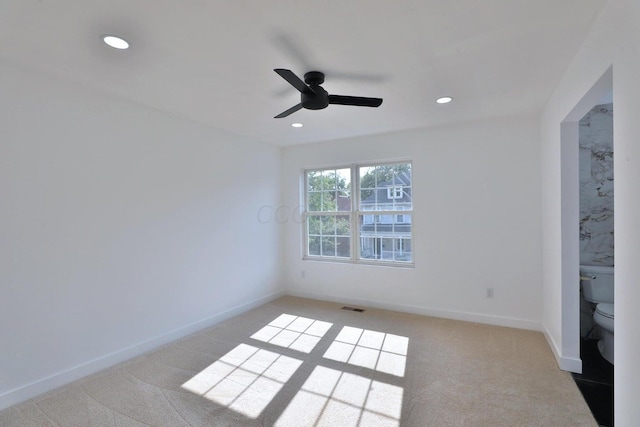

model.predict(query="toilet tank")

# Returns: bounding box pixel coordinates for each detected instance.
[580,265,614,303]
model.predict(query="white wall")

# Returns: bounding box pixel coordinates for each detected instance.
[281,116,542,330]
[540,0,640,423]
[0,63,284,409]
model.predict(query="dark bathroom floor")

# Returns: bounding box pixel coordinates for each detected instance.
[572,338,614,427]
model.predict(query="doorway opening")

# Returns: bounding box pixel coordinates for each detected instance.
[560,66,614,427]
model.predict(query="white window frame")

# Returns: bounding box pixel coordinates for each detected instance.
[387,186,403,199]
[303,161,413,267]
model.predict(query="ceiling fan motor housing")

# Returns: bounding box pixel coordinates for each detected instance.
[302,85,329,110]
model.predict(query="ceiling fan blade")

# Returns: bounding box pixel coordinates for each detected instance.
[328,95,383,107]
[274,69,316,95]
[274,103,304,118]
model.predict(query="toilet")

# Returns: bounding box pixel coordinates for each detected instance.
[580,265,614,365]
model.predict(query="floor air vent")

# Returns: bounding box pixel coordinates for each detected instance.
[341,306,365,313]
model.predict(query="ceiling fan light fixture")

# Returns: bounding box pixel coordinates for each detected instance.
[291,123,303,128]
[436,96,453,104]
[102,35,130,50]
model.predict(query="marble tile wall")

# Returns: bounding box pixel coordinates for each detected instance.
[579,103,614,267]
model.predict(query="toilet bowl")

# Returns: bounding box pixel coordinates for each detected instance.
[593,303,614,364]
[580,265,614,365]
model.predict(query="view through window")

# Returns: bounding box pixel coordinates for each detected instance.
[305,162,412,264]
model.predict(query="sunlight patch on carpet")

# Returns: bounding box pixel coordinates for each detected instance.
[323,326,408,377]
[250,313,333,353]
[275,366,403,427]
[181,343,302,418]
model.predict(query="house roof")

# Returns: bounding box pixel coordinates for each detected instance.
[362,171,412,205]
[0,1,608,146]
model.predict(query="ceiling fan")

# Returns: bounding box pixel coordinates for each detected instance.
[273,69,383,118]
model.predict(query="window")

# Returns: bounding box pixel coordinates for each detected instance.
[304,162,412,265]
[387,187,403,199]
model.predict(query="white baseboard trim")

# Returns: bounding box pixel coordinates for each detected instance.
[0,290,286,412]
[287,290,542,331]
[542,325,582,373]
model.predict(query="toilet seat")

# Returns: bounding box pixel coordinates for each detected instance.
[596,303,614,319]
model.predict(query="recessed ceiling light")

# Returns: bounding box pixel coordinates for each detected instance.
[102,35,129,50]
[291,123,303,128]
[436,96,453,104]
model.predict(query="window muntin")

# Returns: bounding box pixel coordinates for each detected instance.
[304,162,412,265]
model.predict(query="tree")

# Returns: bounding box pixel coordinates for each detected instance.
[306,169,351,257]
[307,169,350,211]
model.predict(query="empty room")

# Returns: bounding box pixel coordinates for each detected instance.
[1,1,639,426]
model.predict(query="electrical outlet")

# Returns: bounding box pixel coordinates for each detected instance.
[486,287,494,298]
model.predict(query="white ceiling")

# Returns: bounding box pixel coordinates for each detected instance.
[1,1,607,146]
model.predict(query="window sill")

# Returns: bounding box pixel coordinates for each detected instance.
[302,256,415,269]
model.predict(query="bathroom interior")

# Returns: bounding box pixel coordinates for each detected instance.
[572,102,614,427]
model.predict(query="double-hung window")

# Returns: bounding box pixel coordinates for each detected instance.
[304,162,413,265]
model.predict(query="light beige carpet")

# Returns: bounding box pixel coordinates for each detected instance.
[0,296,597,426]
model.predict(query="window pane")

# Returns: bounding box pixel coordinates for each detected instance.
[360,237,377,259]
[321,216,336,235]
[359,163,412,211]
[336,237,350,258]
[337,190,351,211]
[321,237,336,257]
[336,168,351,212]
[307,171,322,190]
[322,191,335,211]
[336,215,350,236]
[382,238,394,260]
[307,215,321,235]
[308,191,322,211]
[322,169,336,187]
[308,236,320,256]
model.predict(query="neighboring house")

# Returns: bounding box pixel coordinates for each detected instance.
[336,194,351,212]
[360,171,412,261]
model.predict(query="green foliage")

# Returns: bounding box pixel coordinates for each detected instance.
[307,169,350,212]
